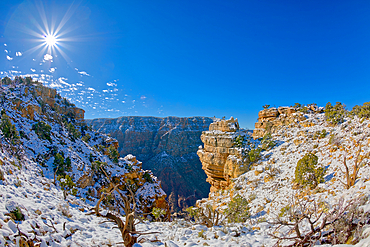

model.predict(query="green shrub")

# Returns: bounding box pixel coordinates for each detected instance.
[186,206,200,220]
[19,130,29,140]
[151,207,166,222]
[82,133,91,143]
[32,121,52,143]
[292,103,302,109]
[66,123,81,140]
[224,194,250,223]
[325,102,347,125]
[58,174,77,200]
[91,160,107,173]
[143,171,153,183]
[234,135,245,148]
[1,77,11,85]
[248,148,262,163]
[0,114,20,144]
[10,207,24,221]
[261,133,275,150]
[350,102,370,119]
[65,157,71,171]
[313,129,327,140]
[107,145,119,163]
[295,153,325,189]
[53,153,71,176]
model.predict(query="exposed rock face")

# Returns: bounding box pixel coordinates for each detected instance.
[253,107,306,139]
[197,117,250,193]
[86,116,214,212]
[7,84,85,121]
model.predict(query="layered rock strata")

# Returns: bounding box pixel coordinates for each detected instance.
[197,117,250,192]
[252,106,307,139]
[86,116,214,211]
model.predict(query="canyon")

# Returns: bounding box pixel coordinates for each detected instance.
[86,116,215,211]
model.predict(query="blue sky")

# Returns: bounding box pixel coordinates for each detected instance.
[0,0,369,129]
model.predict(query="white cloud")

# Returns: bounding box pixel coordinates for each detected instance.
[78,71,90,76]
[49,68,56,73]
[122,101,126,103]
[58,77,71,86]
[107,82,117,87]
[30,68,36,72]
[15,52,22,56]
[6,55,13,61]
[44,54,53,61]
[88,87,95,91]
[102,90,108,93]
[140,95,147,100]
[4,44,7,46]
[4,50,8,53]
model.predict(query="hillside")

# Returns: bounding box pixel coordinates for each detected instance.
[86,116,214,212]
[0,77,168,246]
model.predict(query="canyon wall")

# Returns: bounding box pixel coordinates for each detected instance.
[86,116,214,212]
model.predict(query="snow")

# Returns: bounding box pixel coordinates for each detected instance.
[1,81,370,246]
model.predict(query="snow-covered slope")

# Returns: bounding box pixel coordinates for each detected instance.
[2,76,370,247]
[0,77,168,246]
[195,110,370,246]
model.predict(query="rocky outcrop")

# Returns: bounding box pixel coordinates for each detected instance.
[253,107,307,139]
[86,116,215,212]
[197,117,250,192]
[7,84,85,121]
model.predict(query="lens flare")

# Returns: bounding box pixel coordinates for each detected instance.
[44,34,57,47]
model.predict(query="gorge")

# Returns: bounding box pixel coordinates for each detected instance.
[86,116,215,212]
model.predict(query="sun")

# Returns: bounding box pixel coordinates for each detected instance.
[44,34,57,47]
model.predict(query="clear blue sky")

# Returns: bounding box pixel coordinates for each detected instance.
[0,0,370,129]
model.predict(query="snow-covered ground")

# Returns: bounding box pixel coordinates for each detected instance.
[1,79,370,246]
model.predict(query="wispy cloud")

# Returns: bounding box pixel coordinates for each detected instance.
[78,71,90,76]
[6,55,13,61]
[16,52,22,57]
[107,82,117,87]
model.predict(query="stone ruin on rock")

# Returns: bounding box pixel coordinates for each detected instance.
[197,117,250,193]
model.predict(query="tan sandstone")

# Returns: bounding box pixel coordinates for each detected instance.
[198,117,249,192]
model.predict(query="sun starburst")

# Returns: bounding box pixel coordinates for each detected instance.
[18,1,84,63]
[44,34,58,48]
